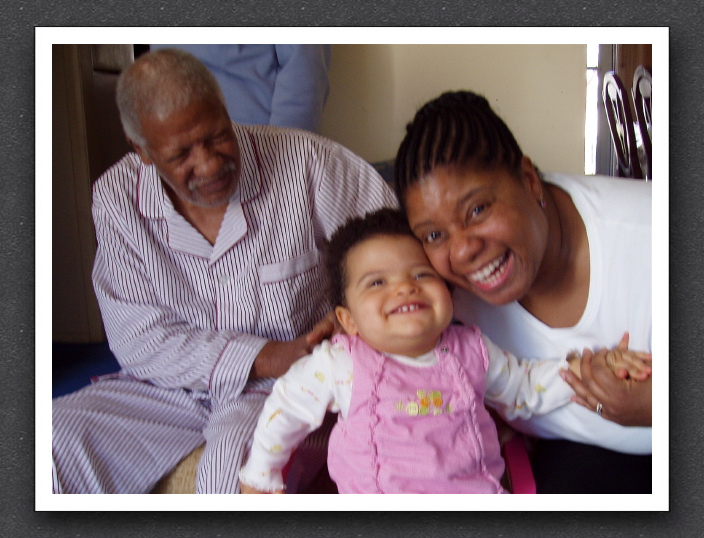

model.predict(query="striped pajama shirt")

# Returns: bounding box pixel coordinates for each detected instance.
[52,124,397,493]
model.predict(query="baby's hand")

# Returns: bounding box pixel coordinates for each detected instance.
[240,483,284,494]
[604,348,652,381]
[565,351,583,378]
[609,331,652,381]
[563,332,651,382]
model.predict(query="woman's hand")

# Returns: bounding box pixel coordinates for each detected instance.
[562,345,652,427]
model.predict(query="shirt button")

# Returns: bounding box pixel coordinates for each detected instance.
[219,275,231,287]
[441,347,449,353]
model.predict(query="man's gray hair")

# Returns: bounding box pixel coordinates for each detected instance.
[116,48,227,146]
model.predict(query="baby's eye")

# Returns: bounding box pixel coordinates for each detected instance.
[369,279,385,287]
[472,203,487,216]
[424,231,443,244]
[413,271,434,280]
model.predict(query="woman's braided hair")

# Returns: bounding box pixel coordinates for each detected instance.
[394,91,524,210]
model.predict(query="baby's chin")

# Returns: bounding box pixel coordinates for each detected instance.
[375,337,442,358]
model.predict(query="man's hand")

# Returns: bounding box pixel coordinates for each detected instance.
[250,311,341,380]
[250,336,312,379]
[305,310,341,348]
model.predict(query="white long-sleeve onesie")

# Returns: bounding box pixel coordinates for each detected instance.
[239,332,573,491]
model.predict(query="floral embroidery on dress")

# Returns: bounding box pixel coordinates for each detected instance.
[314,371,325,382]
[534,383,547,393]
[396,390,452,416]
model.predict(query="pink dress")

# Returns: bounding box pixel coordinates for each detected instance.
[327,325,507,493]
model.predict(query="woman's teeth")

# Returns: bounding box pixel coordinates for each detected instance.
[470,253,508,284]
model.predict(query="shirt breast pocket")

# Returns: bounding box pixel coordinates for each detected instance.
[258,249,319,284]
[257,250,326,338]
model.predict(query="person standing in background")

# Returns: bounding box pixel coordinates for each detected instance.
[150,44,331,133]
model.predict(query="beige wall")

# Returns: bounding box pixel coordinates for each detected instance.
[321,44,587,174]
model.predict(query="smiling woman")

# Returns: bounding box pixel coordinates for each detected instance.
[395,90,652,494]
[404,162,551,313]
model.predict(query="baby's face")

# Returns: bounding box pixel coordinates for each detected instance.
[335,234,454,357]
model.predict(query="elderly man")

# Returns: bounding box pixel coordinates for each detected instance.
[52,48,396,493]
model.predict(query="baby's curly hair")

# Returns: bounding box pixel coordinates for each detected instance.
[325,207,416,307]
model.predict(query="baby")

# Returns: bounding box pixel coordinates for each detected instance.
[239,208,650,494]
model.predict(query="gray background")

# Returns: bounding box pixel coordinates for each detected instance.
[2,1,700,536]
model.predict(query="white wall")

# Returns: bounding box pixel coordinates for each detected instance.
[321,44,586,175]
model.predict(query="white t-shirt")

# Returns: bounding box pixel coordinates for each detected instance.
[453,173,652,455]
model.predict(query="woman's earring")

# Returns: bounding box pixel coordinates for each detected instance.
[539,196,547,209]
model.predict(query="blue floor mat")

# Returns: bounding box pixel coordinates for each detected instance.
[52,342,120,399]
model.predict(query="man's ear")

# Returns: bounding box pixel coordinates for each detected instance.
[335,306,358,336]
[129,138,153,165]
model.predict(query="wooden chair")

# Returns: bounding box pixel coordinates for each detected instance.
[632,65,652,179]
[602,71,644,179]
